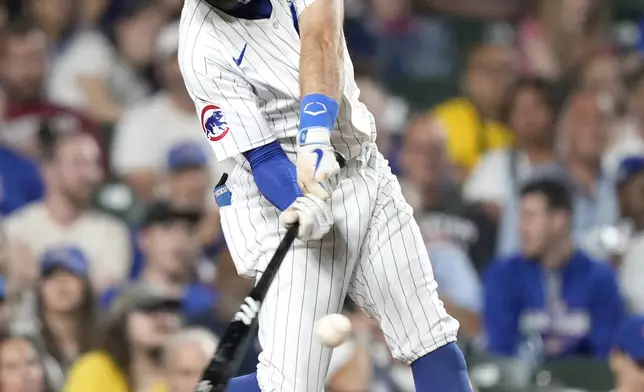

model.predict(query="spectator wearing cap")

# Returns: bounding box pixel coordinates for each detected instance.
[11,246,99,389]
[47,0,163,124]
[484,179,623,360]
[610,316,644,392]
[103,201,216,321]
[614,156,644,314]
[64,283,181,392]
[111,21,231,201]
[162,328,218,392]
[3,130,131,294]
[162,141,225,262]
[0,20,104,160]
[162,141,211,211]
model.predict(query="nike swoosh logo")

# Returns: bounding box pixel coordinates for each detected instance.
[312,148,324,176]
[233,44,248,66]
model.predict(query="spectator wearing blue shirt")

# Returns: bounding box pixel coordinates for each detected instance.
[610,316,644,392]
[484,178,624,359]
[103,201,216,320]
[0,146,44,216]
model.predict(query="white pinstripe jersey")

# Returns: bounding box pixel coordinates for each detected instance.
[178,0,375,164]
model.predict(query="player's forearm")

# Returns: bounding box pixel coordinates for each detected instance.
[299,0,344,101]
[297,0,344,139]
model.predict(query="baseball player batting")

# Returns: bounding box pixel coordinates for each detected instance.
[178,0,472,391]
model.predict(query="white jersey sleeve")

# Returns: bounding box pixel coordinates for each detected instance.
[293,0,318,15]
[180,44,274,161]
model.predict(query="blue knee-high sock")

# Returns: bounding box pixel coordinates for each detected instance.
[411,342,472,392]
[225,373,261,392]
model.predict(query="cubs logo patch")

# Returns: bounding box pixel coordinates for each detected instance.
[201,104,230,142]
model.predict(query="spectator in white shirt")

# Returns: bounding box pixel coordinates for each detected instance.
[3,130,131,294]
[47,0,164,124]
[111,22,228,201]
[463,78,559,209]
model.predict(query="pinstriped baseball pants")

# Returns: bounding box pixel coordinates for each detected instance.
[219,143,459,392]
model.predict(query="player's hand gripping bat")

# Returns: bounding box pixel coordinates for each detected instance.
[194,151,346,392]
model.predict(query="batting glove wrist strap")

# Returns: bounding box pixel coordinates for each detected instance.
[298,127,331,147]
[299,93,339,134]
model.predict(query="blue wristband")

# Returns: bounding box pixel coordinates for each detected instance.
[299,94,339,132]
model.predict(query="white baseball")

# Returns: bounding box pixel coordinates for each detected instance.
[314,313,352,348]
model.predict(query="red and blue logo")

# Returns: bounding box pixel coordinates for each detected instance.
[201,104,230,142]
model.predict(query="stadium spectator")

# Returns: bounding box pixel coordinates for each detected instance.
[400,115,497,272]
[23,0,75,51]
[161,142,211,211]
[580,53,624,105]
[3,131,131,293]
[370,0,457,86]
[110,22,224,201]
[11,246,99,389]
[161,142,223,260]
[605,67,644,173]
[0,145,44,216]
[614,156,644,314]
[78,0,108,28]
[610,316,644,392]
[103,201,215,320]
[64,283,181,392]
[354,73,408,159]
[496,90,619,256]
[0,334,51,392]
[47,0,163,124]
[0,21,103,159]
[517,0,609,81]
[187,248,258,376]
[484,179,623,359]
[463,78,559,209]
[427,242,482,339]
[162,328,218,392]
[432,43,517,179]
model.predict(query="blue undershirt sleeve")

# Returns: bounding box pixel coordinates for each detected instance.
[243,140,302,211]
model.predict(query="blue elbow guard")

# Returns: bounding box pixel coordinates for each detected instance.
[243,140,302,211]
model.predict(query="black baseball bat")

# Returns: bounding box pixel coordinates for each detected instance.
[194,224,299,392]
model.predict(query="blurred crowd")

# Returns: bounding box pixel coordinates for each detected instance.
[2,0,644,391]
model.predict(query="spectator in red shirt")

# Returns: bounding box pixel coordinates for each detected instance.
[0,20,104,162]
